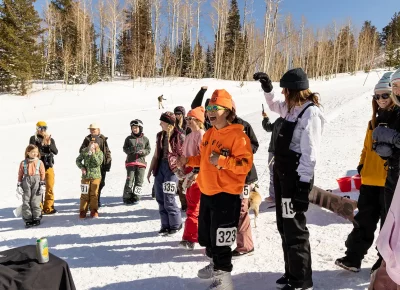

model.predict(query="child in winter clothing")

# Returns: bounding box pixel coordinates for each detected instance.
[147,112,184,235]
[29,121,58,214]
[255,69,325,290]
[17,145,46,227]
[335,72,394,273]
[123,119,151,204]
[179,89,253,290]
[262,113,284,203]
[178,106,205,250]
[76,136,104,219]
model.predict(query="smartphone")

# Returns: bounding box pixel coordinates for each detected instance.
[262,104,265,114]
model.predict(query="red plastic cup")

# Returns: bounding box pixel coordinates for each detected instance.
[352,174,361,190]
[336,177,352,192]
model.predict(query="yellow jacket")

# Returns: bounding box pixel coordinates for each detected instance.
[359,121,387,187]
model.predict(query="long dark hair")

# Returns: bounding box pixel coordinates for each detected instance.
[284,88,321,112]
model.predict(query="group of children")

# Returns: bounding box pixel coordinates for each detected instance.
[16,67,400,290]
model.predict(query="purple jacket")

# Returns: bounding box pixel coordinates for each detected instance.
[377,181,400,285]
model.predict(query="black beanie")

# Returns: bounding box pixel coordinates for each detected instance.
[280,68,309,91]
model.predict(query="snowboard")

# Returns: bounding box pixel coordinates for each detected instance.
[308,186,358,223]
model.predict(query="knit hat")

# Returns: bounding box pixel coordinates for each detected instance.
[174,106,186,116]
[36,121,47,127]
[130,119,143,128]
[159,112,176,126]
[375,72,393,92]
[391,68,400,84]
[280,68,309,91]
[187,106,205,123]
[88,123,100,129]
[209,89,233,110]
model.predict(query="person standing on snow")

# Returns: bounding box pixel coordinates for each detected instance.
[76,136,104,219]
[158,94,167,109]
[262,111,284,204]
[17,145,46,227]
[79,123,112,207]
[254,68,325,290]
[335,72,394,274]
[122,119,151,205]
[178,106,205,250]
[178,89,253,290]
[147,112,184,235]
[174,106,189,211]
[191,86,260,258]
[29,121,58,215]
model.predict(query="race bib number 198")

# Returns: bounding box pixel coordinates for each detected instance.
[216,227,237,246]
[282,198,295,218]
[163,182,177,194]
[240,185,250,199]
[81,184,89,195]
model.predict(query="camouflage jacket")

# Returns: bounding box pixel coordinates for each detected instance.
[76,149,104,179]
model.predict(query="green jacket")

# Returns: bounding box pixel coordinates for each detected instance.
[76,149,104,179]
[123,133,151,167]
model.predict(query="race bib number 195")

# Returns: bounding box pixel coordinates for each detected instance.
[163,182,177,194]
[216,227,237,246]
[81,184,89,195]
[282,198,295,218]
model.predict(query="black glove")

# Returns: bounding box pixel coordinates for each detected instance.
[292,181,311,213]
[357,164,363,175]
[103,163,111,172]
[253,72,273,93]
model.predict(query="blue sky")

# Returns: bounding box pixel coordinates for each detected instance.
[33,0,399,45]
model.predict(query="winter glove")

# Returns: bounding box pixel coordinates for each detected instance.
[39,181,46,195]
[174,169,186,180]
[357,164,363,175]
[372,126,399,145]
[253,72,273,93]
[16,182,23,195]
[373,143,393,159]
[103,163,111,172]
[183,172,197,190]
[292,181,311,213]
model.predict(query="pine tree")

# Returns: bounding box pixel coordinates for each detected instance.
[205,45,214,78]
[175,37,191,77]
[382,12,400,68]
[0,0,43,95]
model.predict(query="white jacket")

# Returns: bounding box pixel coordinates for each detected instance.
[264,91,326,182]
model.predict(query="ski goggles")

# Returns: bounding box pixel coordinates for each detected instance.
[130,120,143,127]
[373,93,391,100]
[37,126,47,131]
[205,105,227,112]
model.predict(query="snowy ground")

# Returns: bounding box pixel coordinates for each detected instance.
[0,71,386,289]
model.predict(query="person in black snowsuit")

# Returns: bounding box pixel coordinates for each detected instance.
[262,113,284,203]
[255,69,325,290]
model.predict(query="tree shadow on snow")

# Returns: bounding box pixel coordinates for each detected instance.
[89,269,370,290]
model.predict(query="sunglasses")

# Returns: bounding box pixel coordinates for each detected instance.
[205,105,227,112]
[37,126,47,131]
[373,93,391,100]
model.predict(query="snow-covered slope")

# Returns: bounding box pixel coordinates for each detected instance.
[0,71,386,289]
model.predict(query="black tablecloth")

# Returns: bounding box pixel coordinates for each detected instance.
[0,245,76,290]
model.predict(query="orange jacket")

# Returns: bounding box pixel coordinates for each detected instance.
[187,124,253,195]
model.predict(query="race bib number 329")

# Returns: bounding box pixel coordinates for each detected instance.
[163,181,177,194]
[81,184,89,194]
[216,227,237,246]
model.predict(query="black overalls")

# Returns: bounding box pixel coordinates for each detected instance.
[273,103,314,289]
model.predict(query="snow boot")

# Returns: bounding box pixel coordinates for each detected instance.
[90,210,99,218]
[207,270,234,290]
[198,261,214,279]
[25,221,34,228]
[276,274,289,289]
[167,223,183,235]
[158,227,169,235]
[32,219,41,227]
[178,240,195,251]
[231,248,254,259]
[335,256,361,272]
[281,285,313,290]
[79,211,87,219]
